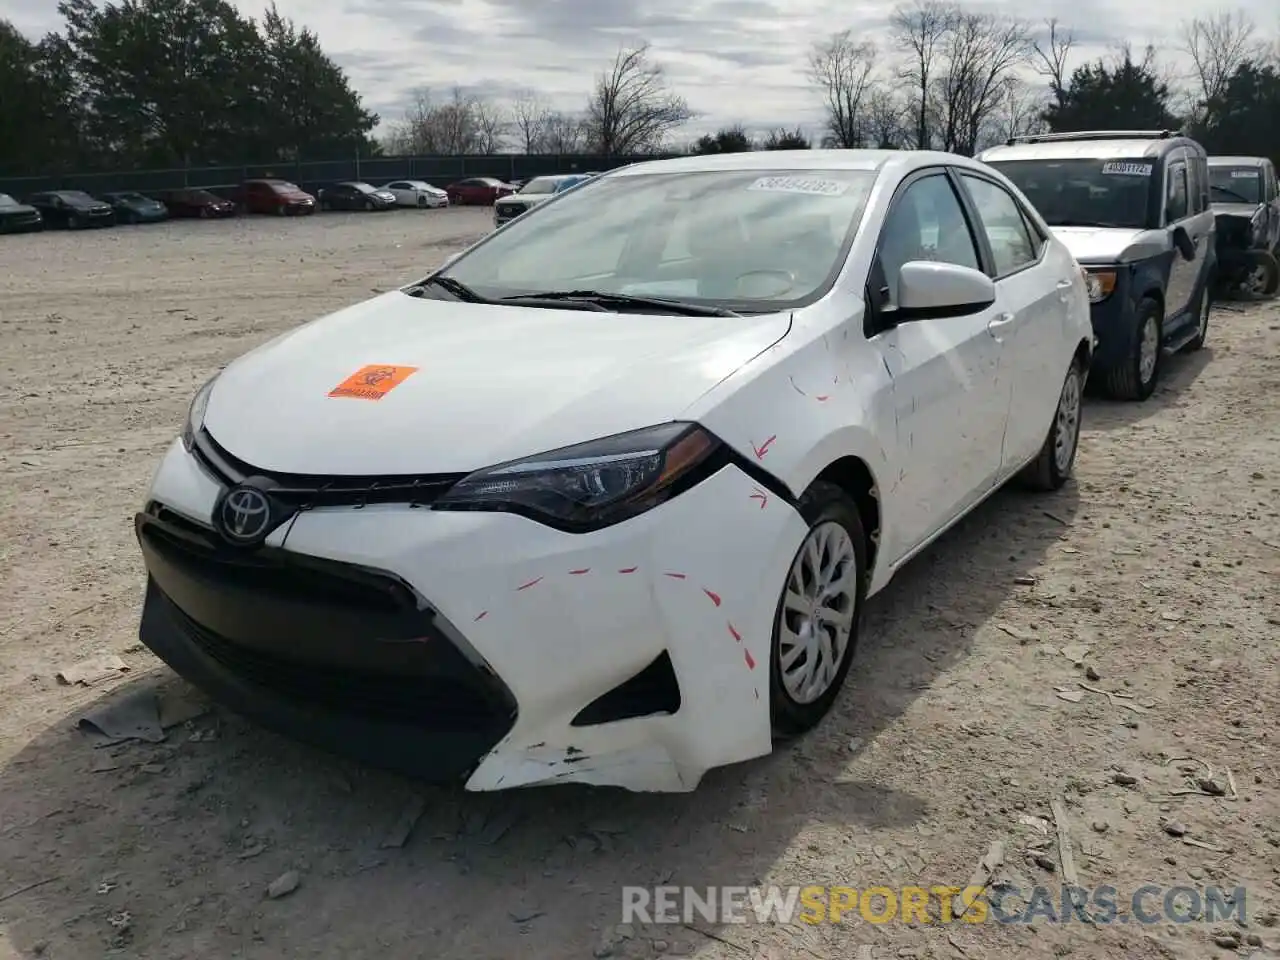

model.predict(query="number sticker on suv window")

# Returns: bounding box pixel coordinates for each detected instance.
[1101,162,1153,176]
[748,176,848,196]
[1231,170,1259,178]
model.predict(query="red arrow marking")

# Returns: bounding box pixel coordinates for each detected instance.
[752,435,776,459]
[473,610,488,622]
[727,622,741,643]
[617,566,638,574]
[663,572,687,580]
[749,490,768,509]
[516,577,543,591]
[568,568,590,575]
[744,649,756,669]
[815,395,829,402]
[703,588,721,606]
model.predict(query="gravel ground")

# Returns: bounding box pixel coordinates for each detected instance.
[1,209,1279,960]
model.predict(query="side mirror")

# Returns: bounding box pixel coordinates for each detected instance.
[1172,226,1196,261]
[893,260,997,323]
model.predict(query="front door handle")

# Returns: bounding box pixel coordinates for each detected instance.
[987,313,1015,340]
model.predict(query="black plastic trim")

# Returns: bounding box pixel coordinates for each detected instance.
[572,651,681,726]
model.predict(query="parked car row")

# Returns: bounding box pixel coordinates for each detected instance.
[0,175,570,233]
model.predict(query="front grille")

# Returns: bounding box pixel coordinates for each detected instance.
[138,507,518,729]
[169,598,498,725]
[192,428,466,510]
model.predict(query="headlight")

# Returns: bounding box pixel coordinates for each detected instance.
[181,376,217,452]
[1084,269,1116,303]
[433,422,723,532]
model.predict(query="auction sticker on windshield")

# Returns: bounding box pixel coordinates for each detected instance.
[1101,162,1153,177]
[328,364,419,401]
[1232,170,1259,178]
[749,176,848,196]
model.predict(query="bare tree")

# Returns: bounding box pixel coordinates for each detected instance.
[1180,12,1263,114]
[511,90,551,153]
[982,77,1047,147]
[932,10,1031,155]
[472,99,509,153]
[807,30,878,147]
[865,85,907,148]
[584,44,693,155]
[539,111,587,153]
[890,0,956,148]
[381,87,435,155]
[1032,18,1075,108]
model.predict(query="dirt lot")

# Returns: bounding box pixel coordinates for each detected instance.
[1,209,1279,960]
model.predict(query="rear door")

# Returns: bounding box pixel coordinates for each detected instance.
[869,169,1012,560]
[1265,162,1280,250]
[955,170,1071,473]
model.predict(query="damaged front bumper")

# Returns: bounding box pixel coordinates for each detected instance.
[134,435,808,792]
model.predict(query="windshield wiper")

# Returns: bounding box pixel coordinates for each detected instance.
[499,289,740,317]
[1211,186,1252,203]
[415,275,490,303]
[1052,219,1123,228]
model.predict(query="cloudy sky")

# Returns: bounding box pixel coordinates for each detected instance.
[4,0,1277,141]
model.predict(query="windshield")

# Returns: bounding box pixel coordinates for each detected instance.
[347,182,376,193]
[518,177,559,195]
[985,158,1152,229]
[0,194,16,206]
[1209,166,1261,204]
[267,182,300,192]
[440,169,877,310]
[117,192,147,202]
[59,191,96,203]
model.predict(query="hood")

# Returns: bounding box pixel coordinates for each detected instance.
[1,203,38,215]
[70,198,110,211]
[274,188,312,201]
[1048,226,1164,264]
[202,292,792,475]
[1211,202,1261,220]
[503,194,551,207]
[425,186,447,196]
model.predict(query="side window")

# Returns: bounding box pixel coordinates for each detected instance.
[959,174,1040,277]
[877,174,981,309]
[1166,162,1189,222]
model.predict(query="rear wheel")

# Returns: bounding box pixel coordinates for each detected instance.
[770,482,866,737]
[1019,356,1084,491]
[1103,296,1162,402]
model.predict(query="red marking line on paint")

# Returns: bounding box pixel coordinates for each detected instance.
[516,577,543,591]
[618,566,639,574]
[727,622,742,642]
[749,489,768,509]
[568,568,590,575]
[752,435,776,460]
[744,649,756,669]
[473,611,488,622]
[702,588,721,606]
[663,572,687,580]
[815,395,829,402]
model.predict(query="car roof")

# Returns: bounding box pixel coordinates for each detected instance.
[1208,155,1267,167]
[606,149,994,180]
[979,136,1197,162]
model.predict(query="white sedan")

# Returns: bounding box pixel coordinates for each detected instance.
[134,150,1093,793]
[379,179,449,208]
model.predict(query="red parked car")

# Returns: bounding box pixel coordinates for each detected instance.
[233,178,316,215]
[444,177,516,206]
[156,188,236,218]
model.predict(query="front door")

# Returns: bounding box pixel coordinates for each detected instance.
[869,170,1011,561]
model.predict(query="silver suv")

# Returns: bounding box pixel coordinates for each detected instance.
[978,130,1216,401]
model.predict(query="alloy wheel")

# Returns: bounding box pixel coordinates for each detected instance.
[1054,367,1082,474]
[1138,313,1159,385]
[778,521,859,705]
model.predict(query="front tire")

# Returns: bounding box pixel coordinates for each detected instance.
[1103,295,1162,401]
[1242,250,1279,298]
[770,482,866,737]
[1019,355,1084,491]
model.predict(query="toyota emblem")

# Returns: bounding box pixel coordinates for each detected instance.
[217,484,273,545]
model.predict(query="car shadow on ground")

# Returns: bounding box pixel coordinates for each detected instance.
[0,482,1080,958]
[1084,345,1214,432]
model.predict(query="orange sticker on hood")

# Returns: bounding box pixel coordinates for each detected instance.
[328,364,418,400]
